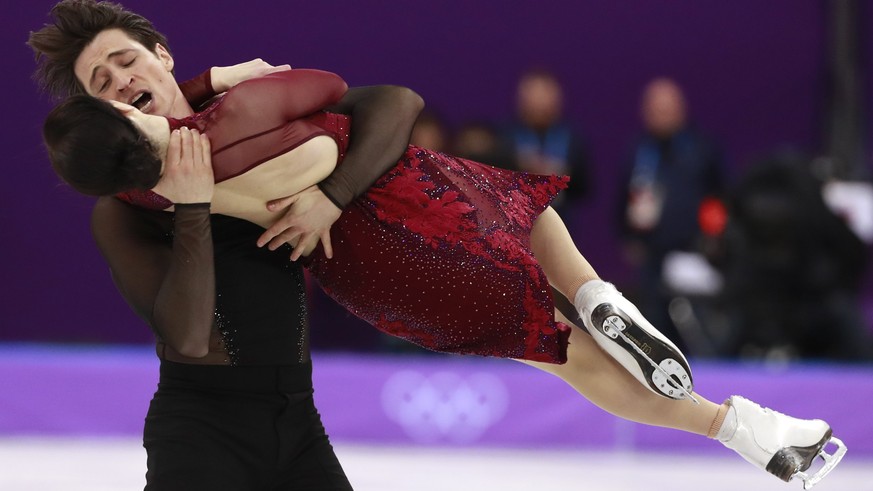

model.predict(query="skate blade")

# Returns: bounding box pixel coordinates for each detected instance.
[793,436,847,489]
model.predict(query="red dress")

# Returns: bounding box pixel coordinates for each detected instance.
[120,70,571,363]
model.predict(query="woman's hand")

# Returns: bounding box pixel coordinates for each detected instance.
[152,128,214,204]
[210,59,292,93]
[257,186,343,261]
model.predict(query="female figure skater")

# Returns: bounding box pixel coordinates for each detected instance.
[45,67,844,488]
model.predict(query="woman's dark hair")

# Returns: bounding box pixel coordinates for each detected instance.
[43,95,162,196]
[28,0,172,98]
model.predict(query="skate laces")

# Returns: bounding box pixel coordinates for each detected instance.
[742,397,784,419]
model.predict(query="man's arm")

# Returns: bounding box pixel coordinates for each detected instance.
[317,85,424,207]
[258,85,424,258]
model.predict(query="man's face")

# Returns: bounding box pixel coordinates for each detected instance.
[74,28,189,118]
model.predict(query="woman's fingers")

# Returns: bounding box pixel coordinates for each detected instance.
[160,128,214,203]
[199,132,211,167]
[179,127,193,169]
[190,129,203,169]
[165,128,210,172]
[166,129,182,167]
[174,128,212,171]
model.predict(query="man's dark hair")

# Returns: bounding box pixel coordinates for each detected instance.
[28,0,171,98]
[43,95,162,195]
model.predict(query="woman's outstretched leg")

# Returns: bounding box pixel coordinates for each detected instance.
[519,316,718,433]
[528,206,597,299]
[519,314,846,488]
[529,206,693,401]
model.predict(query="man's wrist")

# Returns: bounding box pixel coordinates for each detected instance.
[316,182,345,210]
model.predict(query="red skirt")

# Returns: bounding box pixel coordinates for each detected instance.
[305,146,571,364]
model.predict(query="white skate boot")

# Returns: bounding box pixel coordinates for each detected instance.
[575,280,695,402]
[720,396,847,489]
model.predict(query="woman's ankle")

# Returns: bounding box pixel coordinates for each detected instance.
[708,400,737,441]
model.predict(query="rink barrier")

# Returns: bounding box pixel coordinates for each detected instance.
[1,344,870,455]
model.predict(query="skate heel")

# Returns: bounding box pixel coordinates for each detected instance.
[791,436,847,489]
[765,428,832,482]
[722,396,847,489]
[591,303,694,401]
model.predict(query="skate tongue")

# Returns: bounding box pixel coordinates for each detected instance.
[794,437,847,489]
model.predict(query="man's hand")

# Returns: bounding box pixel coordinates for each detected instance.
[257,186,343,261]
[210,59,292,93]
[152,128,214,204]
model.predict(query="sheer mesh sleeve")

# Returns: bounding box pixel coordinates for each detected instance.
[91,198,215,356]
[317,86,423,208]
[178,69,214,110]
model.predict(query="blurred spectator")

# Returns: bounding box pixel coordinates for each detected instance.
[502,68,590,215]
[720,151,873,361]
[410,110,449,152]
[618,77,727,355]
[453,121,515,168]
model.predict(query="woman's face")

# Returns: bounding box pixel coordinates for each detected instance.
[109,100,171,169]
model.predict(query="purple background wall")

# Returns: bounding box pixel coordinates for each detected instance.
[2,1,870,343]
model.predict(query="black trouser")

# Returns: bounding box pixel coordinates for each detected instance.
[144,361,352,491]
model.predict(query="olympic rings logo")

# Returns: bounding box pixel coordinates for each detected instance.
[380,370,509,444]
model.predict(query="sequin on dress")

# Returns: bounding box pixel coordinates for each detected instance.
[119,70,571,363]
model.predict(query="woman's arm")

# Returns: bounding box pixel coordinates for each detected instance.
[180,64,420,197]
[179,63,423,258]
[92,199,214,357]
[229,69,348,123]
[179,59,291,109]
[91,129,216,357]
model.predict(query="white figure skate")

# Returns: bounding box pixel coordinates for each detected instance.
[575,280,695,402]
[721,396,847,489]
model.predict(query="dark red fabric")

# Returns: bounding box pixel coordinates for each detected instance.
[304,145,571,363]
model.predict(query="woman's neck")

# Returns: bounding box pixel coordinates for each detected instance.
[152,118,171,160]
